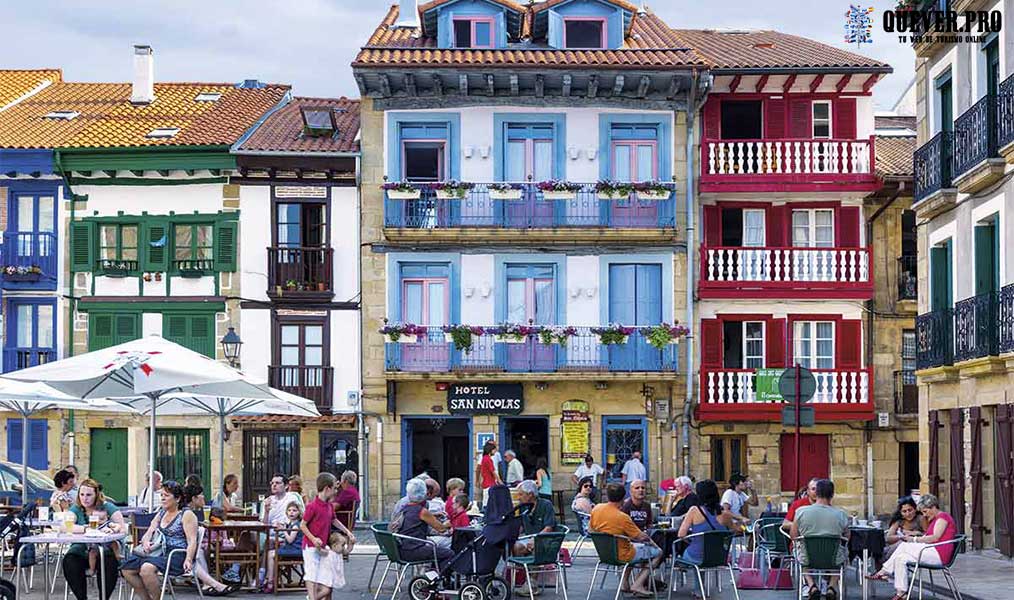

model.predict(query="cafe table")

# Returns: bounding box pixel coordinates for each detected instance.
[848,526,886,600]
[204,520,273,589]
[15,531,127,600]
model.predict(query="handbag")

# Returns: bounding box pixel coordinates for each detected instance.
[132,527,165,558]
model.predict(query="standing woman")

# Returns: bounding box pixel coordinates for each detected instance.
[212,474,241,512]
[62,479,126,600]
[535,458,552,502]
[122,481,199,600]
[478,442,501,508]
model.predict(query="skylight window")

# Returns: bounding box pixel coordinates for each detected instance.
[301,107,337,137]
[43,110,80,120]
[195,92,222,102]
[146,127,180,139]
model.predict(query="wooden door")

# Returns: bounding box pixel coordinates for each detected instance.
[779,433,830,492]
[995,404,1014,557]
[89,428,128,502]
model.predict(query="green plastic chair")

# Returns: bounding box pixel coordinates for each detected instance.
[367,522,389,594]
[795,535,846,600]
[371,525,440,600]
[508,531,568,599]
[756,519,792,572]
[585,532,658,600]
[903,535,965,600]
[669,530,739,600]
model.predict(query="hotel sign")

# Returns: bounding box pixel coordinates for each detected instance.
[447,384,524,415]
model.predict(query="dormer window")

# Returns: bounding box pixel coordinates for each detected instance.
[563,18,606,49]
[453,17,495,48]
[301,107,337,137]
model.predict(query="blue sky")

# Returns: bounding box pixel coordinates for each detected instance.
[5,0,913,110]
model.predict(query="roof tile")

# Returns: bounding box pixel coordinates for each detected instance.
[669,29,890,71]
[0,69,62,109]
[874,135,915,179]
[237,96,360,154]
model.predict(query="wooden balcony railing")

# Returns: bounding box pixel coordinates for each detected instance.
[267,246,334,297]
[268,365,333,413]
[1,232,57,283]
[698,367,873,421]
[700,138,876,189]
[699,246,872,297]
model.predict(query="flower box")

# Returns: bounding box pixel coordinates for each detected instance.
[444,333,455,343]
[385,333,418,344]
[387,189,421,200]
[541,191,576,201]
[496,334,528,344]
[489,189,524,200]
[611,335,630,345]
[636,190,670,201]
[435,190,468,200]
[597,191,629,200]
[4,273,42,281]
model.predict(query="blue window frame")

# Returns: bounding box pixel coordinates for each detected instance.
[7,418,48,470]
[504,264,556,325]
[602,416,647,482]
[4,298,57,373]
[4,192,57,284]
[387,113,461,182]
[599,114,672,181]
[388,253,461,325]
[493,114,567,181]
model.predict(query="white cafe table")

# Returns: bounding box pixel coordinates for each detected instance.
[15,531,127,600]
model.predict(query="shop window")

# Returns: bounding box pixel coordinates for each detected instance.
[242,430,300,500]
[710,436,746,488]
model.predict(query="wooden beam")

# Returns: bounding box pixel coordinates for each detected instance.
[667,75,681,98]
[157,169,170,177]
[510,74,519,96]
[835,74,852,93]
[782,74,797,93]
[354,74,368,94]
[637,75,651,98]
[459,74,469,96]
[755,74,769,93]
[588,74,599,98]
[613,74,625,96]
[728,75,742,93]
[535,74,544,98]
[404,73,417,97]
[562,74,572,97]
[378,73,391,97]
[809,74,824,93]
[486,74,495,96]
[432,74,444,96]
[861,73,879,93]
[128,170,142,177]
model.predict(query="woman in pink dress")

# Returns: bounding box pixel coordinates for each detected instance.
[869,494,957,600]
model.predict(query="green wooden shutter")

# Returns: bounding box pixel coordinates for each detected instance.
[114,314,140,345]
[974,223,997,296]
[70,221,96,272]
[88,314,114,351]
[189,314,215,358]
[930,244,952,312]
[213,221,238,272]
[143,220,169,272]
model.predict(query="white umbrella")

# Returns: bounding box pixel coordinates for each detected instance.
[2,336,291,510]
[0,380,126,504]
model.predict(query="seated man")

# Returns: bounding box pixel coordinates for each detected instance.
[789,479,849,600]
[782,478,819,532]
[620,479,653,530]
[513,480,556,556]
[590,483,664,597]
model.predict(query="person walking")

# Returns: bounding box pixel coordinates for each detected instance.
[300,473,348,600]
[535,458,552,501]
[478,442,501,508]
[620,451,647,495]
[504,450,524,486]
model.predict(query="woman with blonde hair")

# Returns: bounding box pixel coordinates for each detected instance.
[62,478,126,600]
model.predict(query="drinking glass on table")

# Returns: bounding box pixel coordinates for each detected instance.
[89,513,100,530]
[38,506,49,522]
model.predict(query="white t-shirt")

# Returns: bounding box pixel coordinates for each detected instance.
[621,458,646,482]
[721,489,748,516]
[505,459,524,484]
[263,491,305,525]
[573,463,604,486]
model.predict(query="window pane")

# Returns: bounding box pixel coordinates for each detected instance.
[404,282,423,323]
[730,438,743,476]
[281,325,299,345]
[453,20,471,48]
[175,225,192,260]
[816,322,833,339]
[506,279,527,323]
[100,225,117,259]
[404,143,442,182]
[745,322,764,339]
[506,141,526,181]
[474,21,491,47]
[121,226,138,260]
[613,145,632,180]
[813,103,829,120]
[305,325,323,346]
[792,211,810,246]
[636,144,655,181]
[280,347,299,365]
[37,305,53,348]
[533,141,553,182]
[427,282,446,326]
[534,278,554,325]
[278,225,300,247]
[197,225,213,259]
[743,210,765,246]
[16,305,33,348]
[813,124,831,138]
[565,20,604,48]
[38,197,54,233]
[17,197,34,231]
[304,347,323,366]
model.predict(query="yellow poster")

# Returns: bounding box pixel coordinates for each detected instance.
[561,400,589,464]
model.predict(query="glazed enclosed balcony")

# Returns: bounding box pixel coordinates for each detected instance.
[383,326,680,379]
[382,182,679,244]
[1,232,57,287]
[266,246,334,300]
[699,246,872,298]
[697,367,873,421]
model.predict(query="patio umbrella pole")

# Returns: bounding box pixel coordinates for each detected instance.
[149,393,157,512]
[21,412,28,506]
[219,412,226,498]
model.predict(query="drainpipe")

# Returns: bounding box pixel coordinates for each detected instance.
[54,151,79,466]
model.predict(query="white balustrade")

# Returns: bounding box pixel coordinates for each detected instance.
[703,369,869,405]
[703,247,870,284]
[705,139,872,176]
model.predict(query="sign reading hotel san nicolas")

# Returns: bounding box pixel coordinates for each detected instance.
[448,383,524,415]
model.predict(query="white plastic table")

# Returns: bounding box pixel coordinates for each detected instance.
[16,531,127,600]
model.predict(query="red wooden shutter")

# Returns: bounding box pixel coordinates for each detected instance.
[700,319,723,368]
[836,320,862,369]
[995,405,1014,557]
[703,205,722,247]
[779,434,830,492]
[765,317,786,368]
[703,100,721,139]
[766,205,786,247]
[969,407,986,549]
[788,98,812,138]
[832,97,857,139]
[764,98,787,139]
[836,206,861,247]
[949,409,967,535]
[929,410,942,497]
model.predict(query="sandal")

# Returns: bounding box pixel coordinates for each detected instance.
[867,572,890,581]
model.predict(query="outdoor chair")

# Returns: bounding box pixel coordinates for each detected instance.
[372,527,440,600]
[207,522,259,587]
[755,519,793,572]
[508,530,568,599]
[271,525,305,594]
[585,532,658,600]
[160,526,207,600]
[668,530,739,600]
[903,535,965,600]
[794,535,846,600]
[572,511,591,559]
[367,522,389,594]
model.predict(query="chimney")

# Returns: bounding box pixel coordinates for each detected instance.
[131,45,154,105]
[393,0,421,29]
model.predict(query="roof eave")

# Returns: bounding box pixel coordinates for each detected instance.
[234,149,361,158]
[711,65,893,76]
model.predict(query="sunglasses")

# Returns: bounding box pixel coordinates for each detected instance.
[582,484,592,489]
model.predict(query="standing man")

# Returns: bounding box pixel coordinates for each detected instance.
[721,473,758,526]
[504,450,524,486]
[620,451,647,495]
[572,454,604,501]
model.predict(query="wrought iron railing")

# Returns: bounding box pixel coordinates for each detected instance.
[953,94,997,178]
[998,73,1014,151]
[916,308,953,369]
[999,283,1014,355]
[897,255,918,300]
[914,131,953,202]
[267,246,334,295]
[385,327,679,373]
[268,365,334,413]
[1,232,57,281]
[894,369,918,414]
[383,183,677,229]
[954,292,999,362]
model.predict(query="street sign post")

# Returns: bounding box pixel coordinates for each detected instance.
[779,364,816,494]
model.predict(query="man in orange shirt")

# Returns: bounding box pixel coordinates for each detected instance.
[590,483,663,597]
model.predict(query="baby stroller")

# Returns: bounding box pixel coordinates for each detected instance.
[409,485,524,600]
[0,503,37,600]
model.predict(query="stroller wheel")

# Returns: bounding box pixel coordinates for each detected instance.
[460,582,485,600]
[409,576,436,600]
[485,576,510,600]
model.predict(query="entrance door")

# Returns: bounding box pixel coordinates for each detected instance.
[899,441,921,499]
[401,272,449,370]
[610,125,659,227]
[505,265,556,371]
[995,404,1014,557]
[274,201,329,285]
[500,417,549,480]
[403,418,471,492]
[320,431,358,479]
[504,124,555,227]
[155,429,210,485]
[90,428,128,502]
[778,434,830,493]
[608,264,662,370]
[9,193,56,277]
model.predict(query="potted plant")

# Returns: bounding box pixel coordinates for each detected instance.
[491,322,538,343]
[316,280,327,292]
[538,325,577,348]
[634,181,673,201]
[382,181,421,200]
[441,325,485,352]
[595,180,636,200]
[488,182,523,200]
[431,181,474,200]
[537,180,582,201]
[644,323,690,350]
[2,265,43,281]
[591,323,635,345]
[379,320,427,344]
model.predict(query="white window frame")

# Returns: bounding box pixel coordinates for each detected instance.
[812,101,832,139]
[793,320,835,370]
[742,209,766,247]
[743,321,765,369]
[791,208,834,248]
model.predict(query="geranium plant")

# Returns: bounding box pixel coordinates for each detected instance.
[487,182,523,199]
[633,181,672,199]
[441,324,485,352]
[538,325,577,347]
[379,320,427,343]
[591,324,635,345]
[490,322,540,343]
[381,181,416,193]
[430,180,475,199]
[2,265,42,276]
[595,180,636,199]
[537,180,582,193]
[644,323,690,349]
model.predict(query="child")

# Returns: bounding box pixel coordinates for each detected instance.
[448,493,471,529]
[263,502,303,592]
[301,473,352,600]
[206,507,241,583]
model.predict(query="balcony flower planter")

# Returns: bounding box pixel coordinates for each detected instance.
[382,182,421,200]
[644,323,690,350]
[595,180,634,201]
[635,190,671,201]
[538,180,581,201]
[5,273,42,282]
[2,265,44,281]
[430,181,474,200]
[387,334,417,344]
[488,184,524,200]
[491,323,538,344]
[591,324,635,346]
[179,268,207,279]
[441,325,484,352]
[379,320,427,344]
[633,182,672,201]
[538,326,577,348]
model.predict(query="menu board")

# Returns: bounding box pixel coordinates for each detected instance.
[561,400,590,464]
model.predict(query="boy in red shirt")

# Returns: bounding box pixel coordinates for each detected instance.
[448,493,472,528]
[301,473,353,600]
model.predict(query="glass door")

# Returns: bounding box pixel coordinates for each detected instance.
[611,134,659,226]
[401,277,449,370]
[505,124,555,227]
[505,265,556,371]
[10,194,55,276]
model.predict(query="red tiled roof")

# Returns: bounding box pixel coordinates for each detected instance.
[237,97,360,154]
[354,5,705,69]
[670,29,890,72]
[0,69,61,109]
[230,414,357,426]
[874,135,915,179]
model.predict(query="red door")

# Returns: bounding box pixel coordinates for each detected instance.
[995,404,1014,557]
[779,434,830,493]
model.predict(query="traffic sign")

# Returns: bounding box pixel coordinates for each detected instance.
[779,366,816,404]
[781,406,815,427]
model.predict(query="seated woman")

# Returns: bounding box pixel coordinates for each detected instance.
[62,478,126,600]
[50,468,76,513]
[571,477,595,514]
[121,481,200,600]
[392,479,453,569]
[870,494,958,600]
[676,479,733,564]
[884,496,927,561]
[211,474,241,512]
